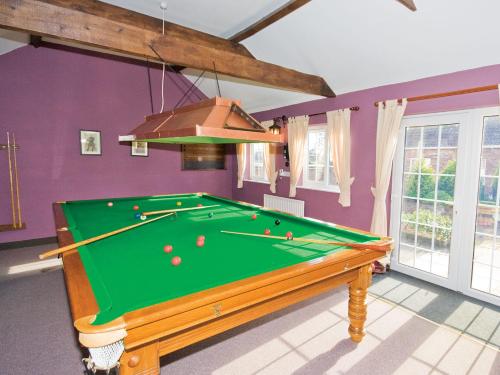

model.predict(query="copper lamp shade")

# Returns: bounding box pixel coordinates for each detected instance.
[119,97,283,144]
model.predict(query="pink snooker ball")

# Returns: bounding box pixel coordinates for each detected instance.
[171,256,182,266]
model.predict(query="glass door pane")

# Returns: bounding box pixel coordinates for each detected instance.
[398,123,459,278]
[471,115,500,296]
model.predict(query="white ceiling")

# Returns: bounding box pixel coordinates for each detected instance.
[2,0,500,112]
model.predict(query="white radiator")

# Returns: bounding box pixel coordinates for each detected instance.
[263,194,305,217]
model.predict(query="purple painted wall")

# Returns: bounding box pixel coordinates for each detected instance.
[0,45,234,243]
[234,65,500,232]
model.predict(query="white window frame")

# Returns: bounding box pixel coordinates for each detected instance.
[248,143,268,183]
[300,125,340,193]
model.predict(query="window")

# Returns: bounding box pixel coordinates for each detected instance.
[249,143,268,182]
[302,126,338,191]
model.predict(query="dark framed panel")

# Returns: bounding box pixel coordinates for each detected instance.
[181,144,225,170]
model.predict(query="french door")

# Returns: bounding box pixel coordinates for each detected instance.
[391,107,500,305]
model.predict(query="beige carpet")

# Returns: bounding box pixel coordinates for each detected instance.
[161,289,500,375]
[1,266,499,374]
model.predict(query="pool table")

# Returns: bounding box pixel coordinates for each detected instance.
[54,193,392,374]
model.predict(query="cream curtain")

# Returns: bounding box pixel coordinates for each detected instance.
[327,109,354,207]
[260,120,278,193]
[236,143,246,189]
[370,99,407,235]
[288,115,309,197]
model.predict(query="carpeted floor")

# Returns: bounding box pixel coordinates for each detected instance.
[1,244,499,374]
[0,269,83,374]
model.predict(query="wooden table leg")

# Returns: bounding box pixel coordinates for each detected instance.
[120,341,159,375]
[348,264,372,343]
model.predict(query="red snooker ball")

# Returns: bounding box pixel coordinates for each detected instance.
[264,228,271,235]
[163,245,173,253]
[251,214,257,220]
[196,239,205,247]
[133,205,139,211]
[286,231,293,239]
[197,203,203,207]
[197,235,205,242]
[171,256,181,266]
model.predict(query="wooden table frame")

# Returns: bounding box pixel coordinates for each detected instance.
[54,195,392,375]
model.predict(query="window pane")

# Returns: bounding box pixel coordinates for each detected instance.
[328,150,337,186]
[423,126,439,147]
[305,129,327,185]
[478,177,499,205]
[328,165,337,186]
[405,127,421,148]
[438,150,457,174]
[400,222,416,245]
[440,125,459,147]
[399,244,414,267]
[419,173,436,200]
[437,175,455,202]
[401,198,417,221]
[404,149,419,172]
[422,149,438,172]
[475,205,496,235]
[416,224,433,250]
[483,116,500,146]
[480,149,500,176]
[403,173,418,197]
[250,144,266,181]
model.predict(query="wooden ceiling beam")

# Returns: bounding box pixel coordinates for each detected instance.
[151,35,334,97]
[397,0,417,11]
[44,0,255,59]
[0,0,334,97]
[229,0,311,43]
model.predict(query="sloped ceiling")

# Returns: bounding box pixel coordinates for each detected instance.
[2,0,500,113]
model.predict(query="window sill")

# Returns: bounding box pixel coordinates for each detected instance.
[297,185,340,193]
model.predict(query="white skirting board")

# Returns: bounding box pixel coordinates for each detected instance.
[263,194,305,217]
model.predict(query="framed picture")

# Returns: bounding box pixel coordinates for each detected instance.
[80,130,101,155]
[131,141,148,157]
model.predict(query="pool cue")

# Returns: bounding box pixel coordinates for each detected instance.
[220,230,391,252]
[39,212,174,259]
[6,132,16,228]
[12,133,22,228]
[142,204,220,216]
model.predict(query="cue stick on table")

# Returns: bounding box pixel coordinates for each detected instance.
[142,204,220,216]
[12,133,22,228]
[6,132,16,228]
[220,230,392,252]
[39,212,174,259]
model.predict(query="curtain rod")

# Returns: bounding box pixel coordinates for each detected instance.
[308,106,360,117]
[374,84,498,107]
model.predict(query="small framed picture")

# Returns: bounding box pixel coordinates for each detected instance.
[131,141,148,157]
[80,130,101,156]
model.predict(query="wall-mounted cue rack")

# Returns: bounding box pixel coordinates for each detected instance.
[0,132,25,232]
